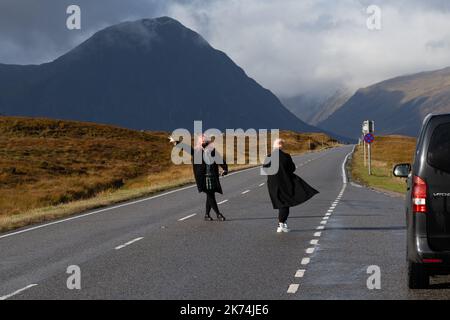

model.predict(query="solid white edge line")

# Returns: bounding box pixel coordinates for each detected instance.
[115,237,144,250]
[0,147,333,240]
[0,184,196,240]
[342,145,355,184]
[0,284,38,300]
[178,213,197,221]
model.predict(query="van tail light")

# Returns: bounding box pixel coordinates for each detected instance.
[412,176,427,213]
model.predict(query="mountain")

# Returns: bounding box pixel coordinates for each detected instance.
[0,17,321,134]
[319,67,450,139]
[281,87,352,125]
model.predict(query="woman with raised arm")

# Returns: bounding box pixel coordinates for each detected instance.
[169,134,228,221]
[263,138,319,233]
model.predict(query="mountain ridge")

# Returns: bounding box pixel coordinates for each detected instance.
[0,16,324,136]
[319,66,450,138]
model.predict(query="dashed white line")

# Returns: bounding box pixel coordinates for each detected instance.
[0,284,38,300]
[320,220,327,225]
[218,200,229,205]
[259,183,265,187]
[301,257,310,265]
[241,190,251,195]
[323,216,329,220]
[310,239,319,245]
[287,284,300,294]
[317,226,325,230]
[306,247,315,254]
[314,232,322,237]
[295,269,306,278]
[115,237,144,250]
[178,213,197,221]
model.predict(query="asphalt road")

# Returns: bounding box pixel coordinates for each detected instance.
[1,145,450,300]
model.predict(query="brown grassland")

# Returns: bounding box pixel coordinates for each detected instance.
[0,116,338,232]
[351,135,416,194]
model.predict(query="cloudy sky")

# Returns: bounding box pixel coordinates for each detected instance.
[1,0,450,98]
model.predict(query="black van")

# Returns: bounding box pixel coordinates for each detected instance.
[394,113,450,289]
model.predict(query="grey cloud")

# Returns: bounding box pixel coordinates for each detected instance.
[2,0,450,98]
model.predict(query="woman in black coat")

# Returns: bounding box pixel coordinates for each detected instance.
[263,139,319,233]
[169,134,228,221]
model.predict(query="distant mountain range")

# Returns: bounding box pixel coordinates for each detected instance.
[0,16,321,135]
[281,88,353,126]
[319,67,450,138]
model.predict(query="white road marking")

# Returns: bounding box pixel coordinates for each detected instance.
[314,232,322,237]
[317,226,325,230]
[259,183,265,187]
[241,190,251,195]
[320,220,327,225]
[115,237,144,250]
[325,213,331,216]
[295,269,306,278]
[0,183,195,240]
[306,247,315,254]
[310,239,319,245]
[342,146,355,184]
[0,284,38,300]
[301,257,310,265]
[287,284,299,294]
[323,216,329,220]
[178,213,197,221]
[218,200,228,205]
[0,162,271,240]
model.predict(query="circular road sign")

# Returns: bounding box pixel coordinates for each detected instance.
[364,133,375,144]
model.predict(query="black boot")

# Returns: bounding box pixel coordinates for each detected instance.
[204,214,213,221]
[216,213,226,221]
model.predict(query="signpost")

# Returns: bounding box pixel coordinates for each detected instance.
[362,121,375,176]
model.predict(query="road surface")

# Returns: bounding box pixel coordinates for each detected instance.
[1,145,450,300]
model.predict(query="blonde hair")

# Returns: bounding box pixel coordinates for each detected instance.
[273,138,284,149]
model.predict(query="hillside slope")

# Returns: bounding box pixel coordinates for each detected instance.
[319,67,450,138]
[0,17,320,134]
[0,116,338,231]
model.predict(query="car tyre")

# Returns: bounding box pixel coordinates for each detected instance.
[408,262,429,289]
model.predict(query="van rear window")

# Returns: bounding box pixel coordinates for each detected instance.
[428,123,450,173]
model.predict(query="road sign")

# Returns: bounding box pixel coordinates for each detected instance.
[362,120,375,134]
[364,133,375,144]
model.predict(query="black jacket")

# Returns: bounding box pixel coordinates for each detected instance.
[263,149,318,209]
[176,142,228,194]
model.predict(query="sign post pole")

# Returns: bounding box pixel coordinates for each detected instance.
[363,138,367,167]
[368,143,372,175]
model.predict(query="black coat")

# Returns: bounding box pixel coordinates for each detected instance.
[263,149,319,209]
[176,142,228,194]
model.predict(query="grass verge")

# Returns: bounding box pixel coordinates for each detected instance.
[350,135,416,194]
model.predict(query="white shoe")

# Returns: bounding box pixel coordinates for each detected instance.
[277,223,283,233]
[277,223,290,233]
